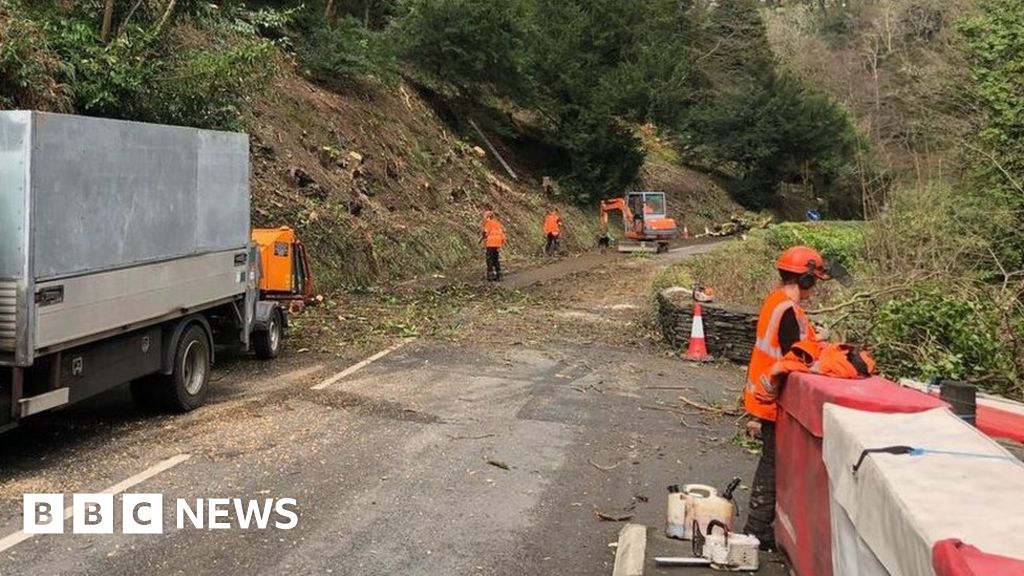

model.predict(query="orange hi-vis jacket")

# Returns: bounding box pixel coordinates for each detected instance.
[744,288,817,422]
[483,217,507,248]
[543,212,561,235]
[767,340,876,382]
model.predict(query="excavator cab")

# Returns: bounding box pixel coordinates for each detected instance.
[600,191,677,253]
[251,227,315,302]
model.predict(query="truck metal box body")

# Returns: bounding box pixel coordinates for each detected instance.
[0,112,251,367]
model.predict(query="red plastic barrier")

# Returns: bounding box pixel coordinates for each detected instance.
[775,374,947,576]
[933,539,1024,576]
[975,404,1024,443]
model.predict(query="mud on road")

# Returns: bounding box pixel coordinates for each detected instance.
[0,242,787,576]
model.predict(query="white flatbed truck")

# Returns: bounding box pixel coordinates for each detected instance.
[0,112,292,432]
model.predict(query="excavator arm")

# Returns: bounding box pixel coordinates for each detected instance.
[599,198,633,236]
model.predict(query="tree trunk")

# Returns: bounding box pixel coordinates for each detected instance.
[324,0,336,22]
[364,0,371,27]
[101,0,116,42]
[154,0,177,35]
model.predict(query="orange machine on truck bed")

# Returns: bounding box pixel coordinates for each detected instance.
[251,227,314,303]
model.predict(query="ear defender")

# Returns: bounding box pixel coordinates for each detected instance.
[798,259,818,289]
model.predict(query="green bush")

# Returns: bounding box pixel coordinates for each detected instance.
[144,37,277,130]
[0,2,71,111]
[554,109,645,202]
[868,289,1017,394]
[390,0,531,100]
[759,221,866,269]
[959,0,1024,273]
[676,236,779,308]
[44,18,155,118]
[683,69,863,215]
[297,16,395,85]
[2,3,278,131]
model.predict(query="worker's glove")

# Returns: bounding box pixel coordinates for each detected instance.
[745,419,762,440]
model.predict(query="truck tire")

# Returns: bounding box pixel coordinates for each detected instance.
[254,308,283,359]
[162,324,211,411]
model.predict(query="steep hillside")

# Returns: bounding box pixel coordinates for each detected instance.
[246,69,606,289]
[246,68,746,290]
[636,127,748,233]
[639,160,747,232]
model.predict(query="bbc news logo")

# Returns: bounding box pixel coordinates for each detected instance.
[24,494,299,534]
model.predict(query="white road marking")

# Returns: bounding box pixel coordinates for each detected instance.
[311,338,416,390]
[0,454,191,553]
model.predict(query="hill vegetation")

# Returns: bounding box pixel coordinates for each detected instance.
[1,0,863,214]
[761,0,1024,397]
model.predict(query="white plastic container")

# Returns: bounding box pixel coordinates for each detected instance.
[683,484,734,539]
[666,492,688,539]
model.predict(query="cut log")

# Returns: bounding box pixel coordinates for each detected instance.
[612,523,647,576]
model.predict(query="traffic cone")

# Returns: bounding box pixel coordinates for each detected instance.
[685,303,712,361]
[683,225,690,239]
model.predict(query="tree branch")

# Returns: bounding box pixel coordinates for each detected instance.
[960,139,1024,196]
[154,0,177,36]
[117,0,146,37]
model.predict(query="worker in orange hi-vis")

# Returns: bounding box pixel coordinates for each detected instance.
[480,209,507,281]
[543,207,562,256]
[743,245,832,551]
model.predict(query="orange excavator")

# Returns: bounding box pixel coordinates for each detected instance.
[599,191,677,253]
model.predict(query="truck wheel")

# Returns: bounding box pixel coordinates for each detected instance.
[163,324,211,411]
[254,308,283,359]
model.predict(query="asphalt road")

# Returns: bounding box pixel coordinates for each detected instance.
[0,245,788,575]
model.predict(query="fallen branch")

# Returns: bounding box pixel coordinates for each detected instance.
[641,404,702,417]
[596,510,634,522]
[808,279,925,315]
[589,458,624,472]
[644,385,696,391]
[678,395,741,417]
[448,433,495,440]
[678,418,713,432]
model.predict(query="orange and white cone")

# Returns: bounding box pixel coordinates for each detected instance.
[685,303,712,361]
[683,225,691,239]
